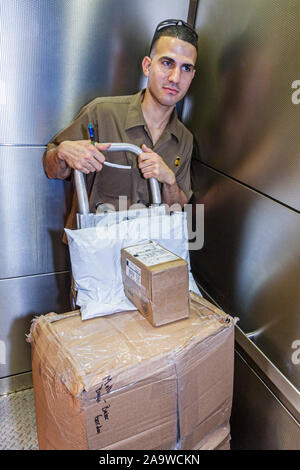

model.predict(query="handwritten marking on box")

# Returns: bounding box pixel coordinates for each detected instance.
[94,376,112,434]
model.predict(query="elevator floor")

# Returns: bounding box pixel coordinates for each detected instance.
[0,388,38,450]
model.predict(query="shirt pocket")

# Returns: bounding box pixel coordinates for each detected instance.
[90,164,133,210]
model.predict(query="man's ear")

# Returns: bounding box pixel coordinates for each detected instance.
[142,56,152,77]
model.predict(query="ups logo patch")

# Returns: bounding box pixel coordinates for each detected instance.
[175,156,181,168]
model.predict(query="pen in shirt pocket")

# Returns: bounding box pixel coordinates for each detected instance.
[88,122,95,145]
[88,122,131,170]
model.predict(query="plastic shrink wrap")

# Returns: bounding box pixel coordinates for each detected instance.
[28,292,235,450]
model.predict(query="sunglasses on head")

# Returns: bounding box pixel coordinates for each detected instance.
[155,19,198,42]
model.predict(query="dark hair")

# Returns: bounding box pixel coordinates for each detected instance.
[149,19,198,55]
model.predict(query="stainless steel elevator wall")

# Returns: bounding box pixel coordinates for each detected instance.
[182,0,300,395]
[184,0,300,210]
[0,0,190,388]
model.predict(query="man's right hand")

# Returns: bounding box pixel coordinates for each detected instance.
[57,140,111,174]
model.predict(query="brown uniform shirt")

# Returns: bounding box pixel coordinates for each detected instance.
[46,90,193,232]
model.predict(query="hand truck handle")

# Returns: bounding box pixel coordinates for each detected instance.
[74,143,161,214]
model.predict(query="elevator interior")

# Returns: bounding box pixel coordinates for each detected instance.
[0,0,299,450]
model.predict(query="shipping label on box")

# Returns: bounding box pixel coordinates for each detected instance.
[121,242,189,327]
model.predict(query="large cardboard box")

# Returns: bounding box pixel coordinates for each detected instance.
[28,292,235,450]
[121,242,189,326]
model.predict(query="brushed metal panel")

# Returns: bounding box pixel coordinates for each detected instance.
[0,271,71,379]
[231,351,300,450]
[190,164,300,388]
[183,0,300,211]
[0,372,33,397]
[0,146,71,278]
[0,0,189,145]
[249,315,300,391]
[235,326,299,421]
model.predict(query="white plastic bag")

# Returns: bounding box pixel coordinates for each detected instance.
[65,212,201,320]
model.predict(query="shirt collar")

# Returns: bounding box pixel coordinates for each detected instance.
[125,89,181,141]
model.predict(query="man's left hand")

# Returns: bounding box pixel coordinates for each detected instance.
[138,144,176,185]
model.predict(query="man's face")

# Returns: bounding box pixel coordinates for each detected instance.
[142,35,197,107]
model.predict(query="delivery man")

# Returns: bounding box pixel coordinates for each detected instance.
[43,19,198,232]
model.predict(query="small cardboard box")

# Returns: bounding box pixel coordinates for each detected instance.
[121,242,189,326]
[28,292,235,450]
